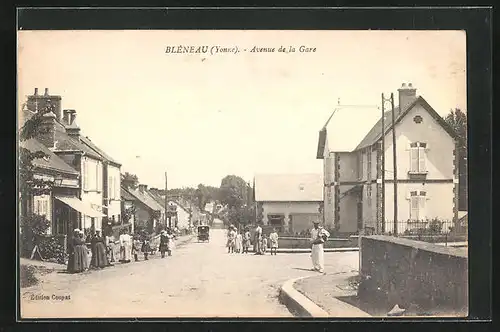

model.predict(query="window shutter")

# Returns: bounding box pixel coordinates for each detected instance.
[410,196,419,221]
[418,147,426,172]
[419,195,426,220]
[84,162,88,190]
[410,148,419,172]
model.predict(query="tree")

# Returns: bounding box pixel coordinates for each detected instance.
[121,172,139,190]
[444,108,467,211]
[220,175,254,227]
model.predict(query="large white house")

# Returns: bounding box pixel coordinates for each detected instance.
[317,83,460,234]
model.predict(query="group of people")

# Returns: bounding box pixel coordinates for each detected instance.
[225,223,279,255]
[225,220,331,273]
[66,227,178,274]
[67,228,110,273]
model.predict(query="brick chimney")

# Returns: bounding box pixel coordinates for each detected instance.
[65,109,81,139]
[62,109,71,125]
[397,82,417,112]
[26,88,62,121]
[138,184,148,193]
[38,111,57,148]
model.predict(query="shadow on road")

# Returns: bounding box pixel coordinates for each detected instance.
[292,267,314,272]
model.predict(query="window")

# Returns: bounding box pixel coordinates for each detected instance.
[96,162,101,192]
[409,191,426,221]
[410,142,427,173]
[83,161,88,190]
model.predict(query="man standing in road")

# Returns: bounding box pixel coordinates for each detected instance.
[253,222,263,255]
[310,221,330,273]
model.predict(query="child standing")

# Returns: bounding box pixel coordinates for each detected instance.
[132,235,142,262]
[261,234,268,255]
[269,228,279,255]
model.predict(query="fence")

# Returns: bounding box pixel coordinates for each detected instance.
[362,218,468,245]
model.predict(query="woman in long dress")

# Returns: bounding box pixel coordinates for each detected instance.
[235,231,243,253]
[80,230,90,270]
[119,229,132,263]
[159,230,169,258]
[67,229,88,273]
[90,230,109,269]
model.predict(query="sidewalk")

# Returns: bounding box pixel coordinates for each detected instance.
[283,271,371,317]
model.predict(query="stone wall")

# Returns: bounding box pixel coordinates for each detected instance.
[278,236,357,249]
[358,235,468,315]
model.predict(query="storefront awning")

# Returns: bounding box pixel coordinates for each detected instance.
[55,196,106,218]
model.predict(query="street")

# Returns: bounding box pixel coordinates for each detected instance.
[21,226,359,318]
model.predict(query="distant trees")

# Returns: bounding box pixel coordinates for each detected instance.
[444,108,467,211]
[121,172,139,190]
[219,175,254,228]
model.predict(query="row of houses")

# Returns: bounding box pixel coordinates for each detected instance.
[19,88,193,246]
[253,83,466,235]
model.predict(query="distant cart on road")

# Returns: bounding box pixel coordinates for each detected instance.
[197,225,210,242]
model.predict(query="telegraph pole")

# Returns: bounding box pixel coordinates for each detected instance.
[381,94,386,233]
[165,171,169,228]
[390,93,398,234]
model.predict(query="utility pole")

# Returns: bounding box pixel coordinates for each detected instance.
[390,93,398,234]
[165,172,170,227]
[381,94,386,233]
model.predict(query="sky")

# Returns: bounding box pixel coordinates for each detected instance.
[17,30,466,189]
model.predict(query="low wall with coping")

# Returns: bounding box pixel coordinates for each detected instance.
[358,235,468,315]
[277,236,358,249]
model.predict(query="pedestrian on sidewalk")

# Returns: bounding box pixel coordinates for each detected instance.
[141,234,151,261]
[235,230,243,254]
[269,228,279,255]
[119,229,132,263]
[253,223,263,255]
[159,230,169,258]
[310,221,330,273]
[90,230,109,269]
[132,234,141,262]
[243,228,251,254]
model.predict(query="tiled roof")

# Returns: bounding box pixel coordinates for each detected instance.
[355,96,457,150]
[355,107,401,150]
[80,136,121,166]
[121,187,136,201]
[126,187,164,212]
[323,106,382,153]
[254,173,323,202]
[148,192,191,213]
[53,121,102,160]
[20,138,79,175]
